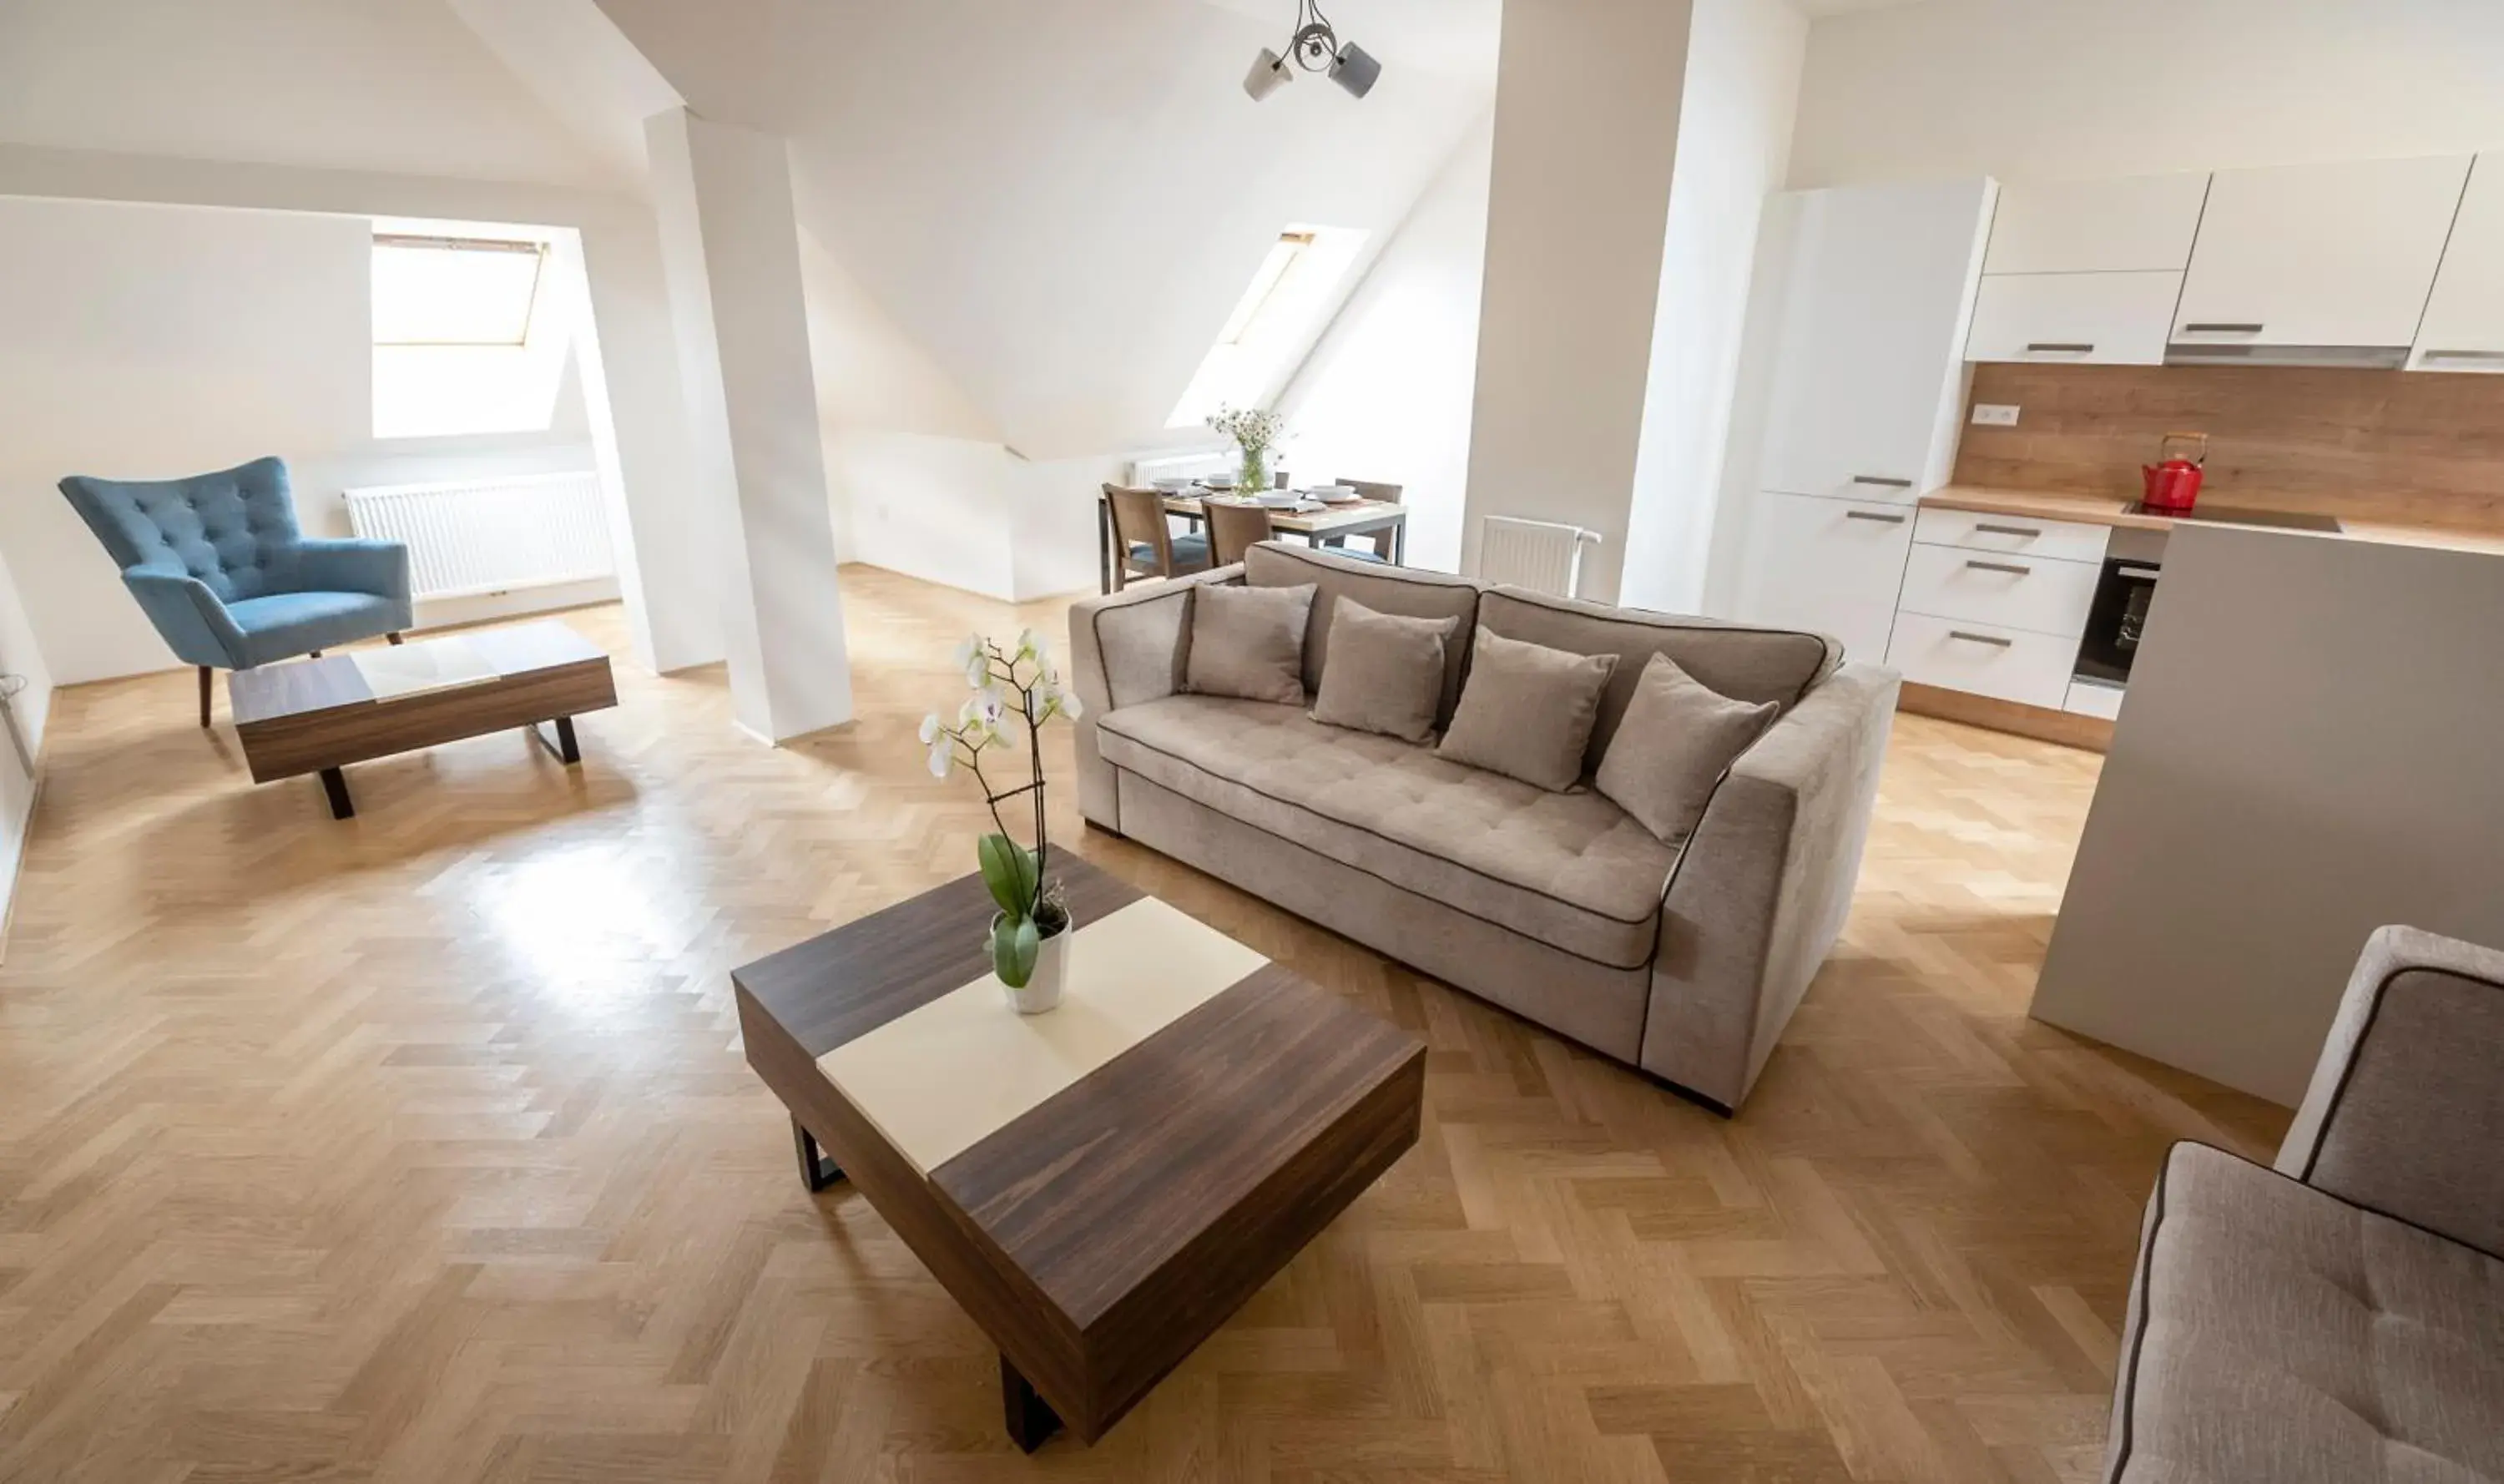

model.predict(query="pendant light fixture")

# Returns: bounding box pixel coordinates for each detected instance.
[1244,0,1382,102]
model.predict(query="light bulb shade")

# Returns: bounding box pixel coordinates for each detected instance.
[1244,48,1295,101]
[1330,42,1381,98]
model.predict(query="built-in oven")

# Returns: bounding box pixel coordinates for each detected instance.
[2074,555,2161,686]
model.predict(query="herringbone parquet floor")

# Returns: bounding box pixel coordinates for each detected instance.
[0,570,2286,1482]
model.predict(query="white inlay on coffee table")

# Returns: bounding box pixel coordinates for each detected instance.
[815,896,1268,1174]
[349,634,498,701]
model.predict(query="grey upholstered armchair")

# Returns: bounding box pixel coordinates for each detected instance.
[60,457,413,725]
[2104,926,2504,1481]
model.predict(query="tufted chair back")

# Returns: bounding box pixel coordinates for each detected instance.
[60,455,305,603]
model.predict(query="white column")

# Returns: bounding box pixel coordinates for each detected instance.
[644,107,853,741]
[1463,0,1696,605]
[560,221,724,674]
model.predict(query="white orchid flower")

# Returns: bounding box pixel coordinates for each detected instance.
[1058,686,1083,720]
[917,712,942,745]
[926,741,954,779]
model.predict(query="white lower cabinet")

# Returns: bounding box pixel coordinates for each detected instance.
[1738,491,1915,665]
[1886,613,2078,709]
[1898,544,2103,638]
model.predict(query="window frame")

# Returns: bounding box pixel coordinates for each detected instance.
[371,232,549,350]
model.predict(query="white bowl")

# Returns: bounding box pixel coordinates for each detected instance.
[1312,486,1362,503]
[1256,492,1302,508]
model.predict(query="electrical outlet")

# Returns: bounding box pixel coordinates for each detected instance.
[1971,403,2020,427]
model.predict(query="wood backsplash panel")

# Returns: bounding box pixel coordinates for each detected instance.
[1955,362,2504,531]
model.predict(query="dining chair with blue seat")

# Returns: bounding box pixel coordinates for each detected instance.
[1103,484,1212,591]
[59,456,414,727]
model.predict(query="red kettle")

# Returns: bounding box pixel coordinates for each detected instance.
[2142,432,2207,514]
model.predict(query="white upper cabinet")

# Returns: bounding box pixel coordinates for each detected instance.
[1984,174,2209,275]
[2173,155,2472,351]
[1758,179,1995,503]
[2412,154,2504,371]
[1966,271,2185,365]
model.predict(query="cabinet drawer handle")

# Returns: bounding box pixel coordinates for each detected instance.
[2421,349,2504,361]
[1844,510,1907,524]
[2025,341,2095,353]
[1972,522,2042,538]
[1850,474,1914,488]
[1965,559,2030,575]
[1946,630,2015,649]
[2180,321,2264,334]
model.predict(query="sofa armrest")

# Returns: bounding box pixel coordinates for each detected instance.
[294,538,414,616]
[124,563,249,669]
[2274,925,2504,1258]
[1640,662,1899,1108]
[1065,565,1243,831]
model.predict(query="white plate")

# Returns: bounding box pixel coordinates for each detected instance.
[1310,487,1362,503]
[1256,492,1302,508]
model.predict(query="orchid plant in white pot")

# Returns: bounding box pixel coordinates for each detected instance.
[921,629,1084,1013]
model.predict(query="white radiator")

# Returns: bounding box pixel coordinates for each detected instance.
[343,471,615,602]
[1475,516,1603,598]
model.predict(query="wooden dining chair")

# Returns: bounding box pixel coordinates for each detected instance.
[1334,477,1405,561]
[1103,485,1212,591]
[1205,500,1275,568]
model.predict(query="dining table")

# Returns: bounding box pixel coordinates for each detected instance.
[1097,488,1408,594]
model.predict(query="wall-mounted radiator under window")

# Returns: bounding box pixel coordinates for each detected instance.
[1474,516,1603,599]
[343,471,616,603]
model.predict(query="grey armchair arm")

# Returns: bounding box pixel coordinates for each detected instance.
[2274,925,2504,1259]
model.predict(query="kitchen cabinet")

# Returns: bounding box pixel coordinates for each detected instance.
[1983,173,2209,275]
[2173,156,2471,352]
[1736,492,1914,665]
[1966,271,2183,366]
[1755,179,1996,502]
[1886,613,2077,709]
[1898,543,2103,639]
[2411,154,2504,372]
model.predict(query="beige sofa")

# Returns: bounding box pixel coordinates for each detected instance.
[2106,926,2504,1482]
[1066,542,1900,1112]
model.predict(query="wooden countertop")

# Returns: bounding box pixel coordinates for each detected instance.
[1921,485,2504,556]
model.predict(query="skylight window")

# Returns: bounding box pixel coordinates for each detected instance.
[371,224,572,440]
[372,235,545,346]
[1168,225,1367,428]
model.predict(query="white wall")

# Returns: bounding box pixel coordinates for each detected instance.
[1621,0,1806,614]
[1791,0,2504,188]
[0,194,604,684]
[1278,115,1495,576]
[0,0,614,188]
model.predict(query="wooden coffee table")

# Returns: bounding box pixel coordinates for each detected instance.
[730,854,1424,1451]
[228,620,617,820]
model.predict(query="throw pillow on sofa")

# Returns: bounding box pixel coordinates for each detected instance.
[1594,652,1776,842]
[1309,598,1461,744]
[1436,628,1618,791]
[1186,582,1316,704]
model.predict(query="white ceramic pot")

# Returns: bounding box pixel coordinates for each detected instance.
[998,914,1073,1015]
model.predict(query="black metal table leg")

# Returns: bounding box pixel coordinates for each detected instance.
[1098,497,1113,593]
[529,716,581,765]
[792,1117,844,1193]
[1001,1354,1062,1453]
[319,767,355,820]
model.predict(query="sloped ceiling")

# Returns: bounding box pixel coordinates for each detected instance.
[589,0,1492,459]
[0,0,618,187]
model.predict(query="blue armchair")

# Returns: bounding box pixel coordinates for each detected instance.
[59,457,414,726]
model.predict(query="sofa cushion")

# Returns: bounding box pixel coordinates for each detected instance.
[1185,582,1314,704]
[1310,598,1460,745]
[1477,587,1840,771]
[1595,654,1778,844]
[1438,628,1618,792]
[1096,694,1676,968]
[2109,1142,2504,1484]
[1244,543,1480,727]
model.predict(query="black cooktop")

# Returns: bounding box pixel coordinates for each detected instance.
[2128,502,2344,533]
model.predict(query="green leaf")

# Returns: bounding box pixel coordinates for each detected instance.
[992,912,1042,988]
[977,833,1037,915]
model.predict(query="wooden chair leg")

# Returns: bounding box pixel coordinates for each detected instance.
[386,633,404,645]
[198,666,212,728]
